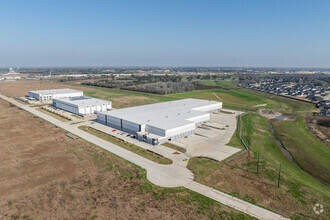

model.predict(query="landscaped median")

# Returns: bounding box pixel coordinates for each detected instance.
[162,142,186,153]
[36,106,72,122]
[78,126,172,165]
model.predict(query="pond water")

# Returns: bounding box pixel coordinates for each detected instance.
[274,115,287,120]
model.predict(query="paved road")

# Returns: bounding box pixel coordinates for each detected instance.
[0,94,288,220]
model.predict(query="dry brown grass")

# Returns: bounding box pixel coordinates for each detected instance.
[0,80,92,97]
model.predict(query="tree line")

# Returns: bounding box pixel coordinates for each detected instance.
[82,75,194,94]
[125,81,194,94]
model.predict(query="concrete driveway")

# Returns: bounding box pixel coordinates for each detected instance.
[172,110,242,161]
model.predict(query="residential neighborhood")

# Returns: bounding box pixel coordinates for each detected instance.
[242,81,330,116]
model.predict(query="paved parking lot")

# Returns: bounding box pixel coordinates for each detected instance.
[171,110,242,161]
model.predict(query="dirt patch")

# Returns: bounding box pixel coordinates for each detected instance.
[0,98,249,219]
[256,109,281,119]
[0,80,92,97]
[306,116,330,145]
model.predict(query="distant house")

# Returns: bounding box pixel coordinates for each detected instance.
[319,109,330,117]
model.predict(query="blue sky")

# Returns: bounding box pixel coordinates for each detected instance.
[0,0,329,67]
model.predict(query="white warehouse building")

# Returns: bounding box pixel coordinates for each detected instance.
[97,98,222,145]
[28,88,83,101]
[53,96,112,116]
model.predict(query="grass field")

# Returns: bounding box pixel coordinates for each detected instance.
[272,116,330,183]
[83,87,175,108]
[199,80,238,89]
[239,113,329,191]
[188,113,330,219]
[199,80,218,86]
[167,89,281,111]
[67,81,314,113]
[79,126,172,165]
[167,88,316,113]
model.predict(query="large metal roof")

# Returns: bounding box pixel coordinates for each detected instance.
[54,96,111,108]
[29,88,82,95]
[101,98,222,130]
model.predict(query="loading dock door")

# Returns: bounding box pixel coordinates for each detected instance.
[85,107,91,114]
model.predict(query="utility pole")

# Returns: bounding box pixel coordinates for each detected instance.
[257,154,260,175]
[277,164,281,188]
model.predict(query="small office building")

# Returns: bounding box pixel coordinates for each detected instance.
[28,88,83,101]
[97,98,222,145]
[53,96,112,116]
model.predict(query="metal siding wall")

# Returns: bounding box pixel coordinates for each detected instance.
[192,103,222,112]
[165,123,195,138]
[186,114,210,124]
[122,120,141,133]
[60,101,79,115]
[145,125,166,136]
[28,92,40,100]
[97,113,106,123]
[106,115,122,129]
[54,99,80,115]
